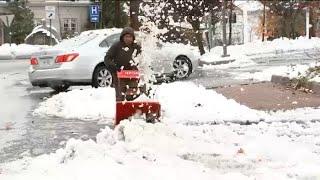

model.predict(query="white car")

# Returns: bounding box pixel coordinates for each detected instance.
[28,28,199,91]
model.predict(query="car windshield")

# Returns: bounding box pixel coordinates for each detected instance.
[55,32,100,49]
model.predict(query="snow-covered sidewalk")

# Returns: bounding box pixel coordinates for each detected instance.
[235,62,320,83]
[200,37,320,67]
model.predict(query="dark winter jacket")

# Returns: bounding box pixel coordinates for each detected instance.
[104,27,142,72]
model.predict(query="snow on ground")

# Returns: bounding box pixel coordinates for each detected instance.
[2,34,320,179]
[235,63,320,82]
[1,117,320,179]
[2,81,320,179]
[0,44,48,59]
[33,88,116,121]
[201,37,320,66]
[33,82,320,124]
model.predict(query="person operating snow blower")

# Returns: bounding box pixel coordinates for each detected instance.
[104,27,142,101]
[104,27,161,125]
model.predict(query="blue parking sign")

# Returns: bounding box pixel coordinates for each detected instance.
[89,5,100,23]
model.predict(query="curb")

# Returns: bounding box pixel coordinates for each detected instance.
[199,59,235,66]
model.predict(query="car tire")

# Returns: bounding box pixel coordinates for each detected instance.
[173,56,192,80]
[92,65,114,88]
[50,84,70,92]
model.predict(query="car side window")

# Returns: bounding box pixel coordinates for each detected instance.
[99,33,121,47]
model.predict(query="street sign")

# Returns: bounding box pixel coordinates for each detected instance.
[45,6,55,20]
[89,5,100,23]
[0,15,14,27]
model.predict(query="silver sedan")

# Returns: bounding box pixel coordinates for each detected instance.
[28,28,199,92]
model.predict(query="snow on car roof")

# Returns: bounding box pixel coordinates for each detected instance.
[55,28,122,49]
[79,28,122,37]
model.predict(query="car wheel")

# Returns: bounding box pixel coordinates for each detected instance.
[50,84,70,92]
[173,56,192,79]
[92,65,114,88]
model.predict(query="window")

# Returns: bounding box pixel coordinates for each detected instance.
[63,18,78,32]
[99,33,121,47]
[63,19,69,32]
[71,19,76,31]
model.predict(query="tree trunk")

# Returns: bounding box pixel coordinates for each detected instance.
[310,6,315,38]
[195,31,205,55]
[191,21,205,55]
[290,5,295,39]
[262,1,266,41]
[101,0,106,28]
[228,1,233,45]
[130,0,141,31]
[115,0,121,28]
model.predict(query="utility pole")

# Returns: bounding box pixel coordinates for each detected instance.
[221,0,229,57]
[49,19,52,45]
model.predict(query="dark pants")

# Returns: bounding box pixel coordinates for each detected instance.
[113,67,141,101]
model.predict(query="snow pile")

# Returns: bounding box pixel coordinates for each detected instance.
[1,120,320,179]
[33,88,116,121]
[33,82,320,124]
[25,25,60,44]
[156,82,262,123]
[0,43,48,59]
[0,121,218,180]
[201,37,320,64]
[236,63,320,82]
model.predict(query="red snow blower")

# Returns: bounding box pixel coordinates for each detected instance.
[114,70,161,126]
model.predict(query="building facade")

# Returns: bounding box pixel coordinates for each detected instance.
[0,0,92,45]
[27,0,91,39]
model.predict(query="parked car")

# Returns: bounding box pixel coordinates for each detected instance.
[28,28,199,92]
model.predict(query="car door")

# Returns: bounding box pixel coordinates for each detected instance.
[150,42,174,74]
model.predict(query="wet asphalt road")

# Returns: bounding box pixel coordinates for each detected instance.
[0,60,103,163]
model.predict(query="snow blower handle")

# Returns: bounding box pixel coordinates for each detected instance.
[117,70,140,80]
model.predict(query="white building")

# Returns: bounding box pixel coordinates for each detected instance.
[235,0,263,43]
[204,1,263,47]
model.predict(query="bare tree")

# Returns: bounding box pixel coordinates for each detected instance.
[228,0,234,45]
